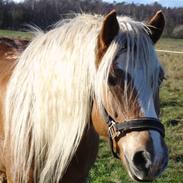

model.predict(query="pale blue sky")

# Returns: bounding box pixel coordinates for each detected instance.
[13,0,183,8]
[104,0,183,7]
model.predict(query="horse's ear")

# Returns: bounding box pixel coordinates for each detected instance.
[96,10,119,67]
[99,10,119,48]
[147,10,165,44]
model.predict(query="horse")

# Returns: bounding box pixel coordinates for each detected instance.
[0,10,168,183]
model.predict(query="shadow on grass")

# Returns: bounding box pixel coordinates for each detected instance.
[161,100,183,108]
[171,154,183,163]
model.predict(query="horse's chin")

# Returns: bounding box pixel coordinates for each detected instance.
[128,171,153,182]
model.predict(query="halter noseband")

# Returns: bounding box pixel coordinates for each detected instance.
[105,115,165,159]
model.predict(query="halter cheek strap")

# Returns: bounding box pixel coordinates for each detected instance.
[105,115,165,159]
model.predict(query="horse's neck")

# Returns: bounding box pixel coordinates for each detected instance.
[0,38,27,138]
[0,38,28,83]
[91,100,109,137]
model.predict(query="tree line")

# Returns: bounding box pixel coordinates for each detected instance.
[0,0,183,38]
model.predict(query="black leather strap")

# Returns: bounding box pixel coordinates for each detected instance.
[115,117,165,137]
[107,116,165,159]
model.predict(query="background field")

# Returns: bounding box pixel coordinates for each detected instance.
[0,30,32,40]
[0,30,183,182]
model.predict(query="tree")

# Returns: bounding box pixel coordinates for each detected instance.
[172,25,183,38]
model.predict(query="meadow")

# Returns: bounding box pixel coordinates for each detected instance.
[0,30,32,40]
[0,30,183,182]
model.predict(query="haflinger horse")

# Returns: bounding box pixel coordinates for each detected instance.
[0,10,168,183]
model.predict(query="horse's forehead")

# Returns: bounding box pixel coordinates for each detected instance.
[112,41,158,75]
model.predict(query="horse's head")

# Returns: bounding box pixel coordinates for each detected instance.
[92,10,168,181]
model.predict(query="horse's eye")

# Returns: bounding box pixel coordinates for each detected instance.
[108,69,126,86]
[121,42,127,52]
[108,75,118,86]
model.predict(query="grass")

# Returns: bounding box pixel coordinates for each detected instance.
[0,29,32,40]
[156,38,183,52]
[0,30,183,182]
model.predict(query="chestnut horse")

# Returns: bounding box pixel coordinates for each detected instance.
[0,10,168,183]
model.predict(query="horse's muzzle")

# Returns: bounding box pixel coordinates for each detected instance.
[125,146,168,182]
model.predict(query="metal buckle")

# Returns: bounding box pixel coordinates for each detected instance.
[108,121,120,139]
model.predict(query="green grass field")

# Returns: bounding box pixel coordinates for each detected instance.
[0,29,32,40]
[0,30,183,182]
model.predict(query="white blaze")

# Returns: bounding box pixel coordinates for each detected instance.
[134,68,164,167]
[116,52,164,168]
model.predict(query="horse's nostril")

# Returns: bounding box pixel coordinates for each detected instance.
[133,151,152,173]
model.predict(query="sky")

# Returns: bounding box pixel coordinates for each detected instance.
[13,0,183,8]
[104,0,183,8]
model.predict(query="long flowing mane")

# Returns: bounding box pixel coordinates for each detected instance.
[4,14,101,183]
[4,13,160,183]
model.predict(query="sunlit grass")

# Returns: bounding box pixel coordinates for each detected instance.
[0,29,32,40]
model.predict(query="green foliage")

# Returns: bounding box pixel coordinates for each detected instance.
[89,38,183,182]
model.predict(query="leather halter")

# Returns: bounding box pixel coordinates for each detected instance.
[105,115,165,159]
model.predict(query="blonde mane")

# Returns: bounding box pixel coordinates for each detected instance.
[4,13,160,183]
[4,14,101,183]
